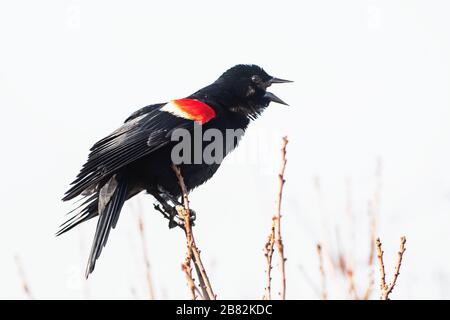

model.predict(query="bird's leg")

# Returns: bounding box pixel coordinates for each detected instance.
[151,190,196,229]
[157,185,182,206]
[152,193,185,229]
[156,186,197,223]
[153,203,184,230]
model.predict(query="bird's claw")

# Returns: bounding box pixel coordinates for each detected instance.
[154,203,196,229]
[169,205,196,229]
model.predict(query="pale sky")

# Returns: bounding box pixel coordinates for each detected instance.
[1,0,449,299]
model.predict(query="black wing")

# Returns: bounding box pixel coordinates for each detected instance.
[62,104,192,201]
[123,103,164,123]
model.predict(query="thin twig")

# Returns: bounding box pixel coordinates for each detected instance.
[376,237,407,300]
[137,214,156,300]
[376,238,387,295]
[385,237,407,299]
[263,219,276,300]
[263,136,288,300]
[316,244,327,300]
[14,255,34,300]
[172,164,216,300]
[275,136,288,300]
[181,257,198,300]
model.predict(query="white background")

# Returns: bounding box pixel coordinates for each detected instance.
[0,0,449,299]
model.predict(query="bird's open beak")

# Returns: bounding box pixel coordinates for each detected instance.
[269,77,293,84]
[264,92,289,106]
[264,77,293,106]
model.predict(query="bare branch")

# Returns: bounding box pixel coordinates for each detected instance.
[376,237,407,300]
[181,257,198,300]
[263,136,288,300]
[263,219,276,300]
[376,238,387,295]
[172,164,216,300]
[275,136,288,300]
[384,236,407,299]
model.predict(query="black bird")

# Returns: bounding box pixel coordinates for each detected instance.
[59,64,292,277]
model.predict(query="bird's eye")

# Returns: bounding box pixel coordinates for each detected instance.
[251,75,262,84]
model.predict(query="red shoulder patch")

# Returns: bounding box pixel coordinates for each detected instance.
[161,99,216,124]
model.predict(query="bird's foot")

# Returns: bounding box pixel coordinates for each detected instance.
[153,203,196,230]
[157,185,183,206]
[172,205,196,228]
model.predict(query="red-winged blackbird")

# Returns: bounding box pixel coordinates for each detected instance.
[59,64,292,277]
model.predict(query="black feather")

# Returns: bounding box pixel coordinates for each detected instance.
[56,194,98,236]
[85,179,128,278]
[62,107,191,201]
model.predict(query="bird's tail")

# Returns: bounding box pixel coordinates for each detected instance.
[58,175,131,278]
[56,194,99,237]
[84,177,128,278]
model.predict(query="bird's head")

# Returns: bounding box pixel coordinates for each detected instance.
[214,64,292,119]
